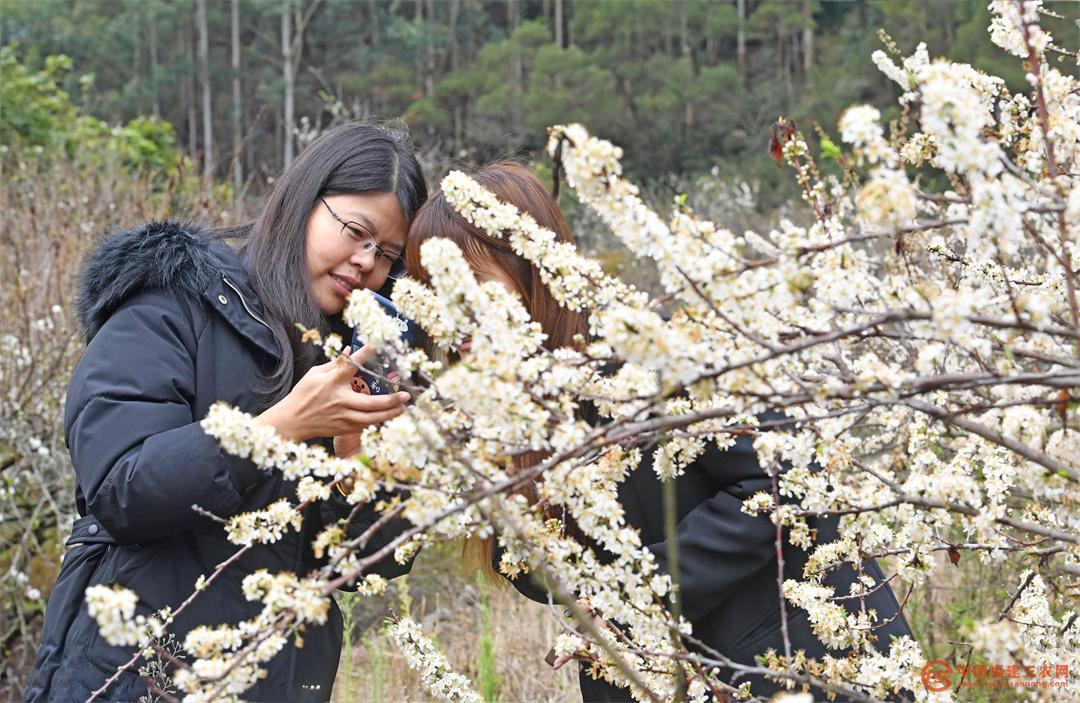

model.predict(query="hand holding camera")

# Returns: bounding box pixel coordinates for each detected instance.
[256,345,411,443]
[348,291,413,397]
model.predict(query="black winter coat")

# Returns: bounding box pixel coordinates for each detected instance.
[512,431,913,702]
[24,222,407,703]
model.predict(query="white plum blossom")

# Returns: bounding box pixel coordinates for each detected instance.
[389,618,483,703]
[85,585,154,648]
[989,0,1051,58]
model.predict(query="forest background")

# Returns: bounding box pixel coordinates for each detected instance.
[3,0,1038,206]
[3,1,1077,701]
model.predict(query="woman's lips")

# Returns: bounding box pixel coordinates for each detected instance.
[329,274,356,297]
[459,337,473,352]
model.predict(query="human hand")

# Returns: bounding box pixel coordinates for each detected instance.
[332,431,362,498]
[257,346,409,443]
[334,432,363,458]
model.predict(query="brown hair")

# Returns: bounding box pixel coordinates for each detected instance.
[405,161,587,352]
[405,161,588,582]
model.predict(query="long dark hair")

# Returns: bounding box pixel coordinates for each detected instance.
[237,122,427,403]
[404,161,588,581]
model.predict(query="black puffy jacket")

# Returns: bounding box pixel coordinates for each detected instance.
[25,222,407,703]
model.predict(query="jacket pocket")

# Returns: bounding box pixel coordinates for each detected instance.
[81,544,155,674]
[24,543,110,703]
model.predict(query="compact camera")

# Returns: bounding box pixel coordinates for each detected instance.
[350,292,413,396]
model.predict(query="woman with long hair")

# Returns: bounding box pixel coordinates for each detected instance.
[404,161,588,576]
[404,161,912,701]
[25,122,427,703]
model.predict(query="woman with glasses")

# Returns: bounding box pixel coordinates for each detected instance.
[25,122,427,703]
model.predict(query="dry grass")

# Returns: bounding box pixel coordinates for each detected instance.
[899,552,1020,703]
[332,545,582,703]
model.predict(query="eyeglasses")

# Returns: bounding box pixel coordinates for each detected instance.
[320,197,407,280]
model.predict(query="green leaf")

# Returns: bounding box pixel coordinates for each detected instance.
[820,137,841,161]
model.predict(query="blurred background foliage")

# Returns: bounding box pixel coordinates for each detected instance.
[4,0,1068,209]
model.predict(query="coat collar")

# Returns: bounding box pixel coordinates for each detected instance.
[203,238,280,360]
[77,221,281,360]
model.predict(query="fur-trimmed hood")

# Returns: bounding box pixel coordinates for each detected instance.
[76,221,236,342]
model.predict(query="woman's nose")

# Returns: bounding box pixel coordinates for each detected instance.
[349,246,376,272]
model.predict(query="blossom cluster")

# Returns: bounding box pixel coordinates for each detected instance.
[172,570,331,701]
[440,167,648,319]
[85,584,164,648]
[388,617,484,703]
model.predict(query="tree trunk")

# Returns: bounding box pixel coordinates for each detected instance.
[466,0,478,59]
[565,0,572,47]
[679,0,689,60]
[554,0,563,48]
[508,0,522,144]
[802,0,814,74]
[782,29,793,110]
[680,0,691,128]
[134,4,144,115]
[507,0,518,31]
[737,0,746,72]
[453,103,463,155]
[196,0,213,185]
[368,0,380,46]
[231,0,243,205]
[449,0,460,70]
[275,110,282,173]
[425,0,436,99]
[282,0,324,166]
[413,0,425,110]
[185,21,198,162]
[282,0,295,168]
[148,3,160,118]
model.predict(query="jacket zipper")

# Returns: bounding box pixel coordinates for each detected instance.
[221,273,273,333]
[223,272,307,692]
